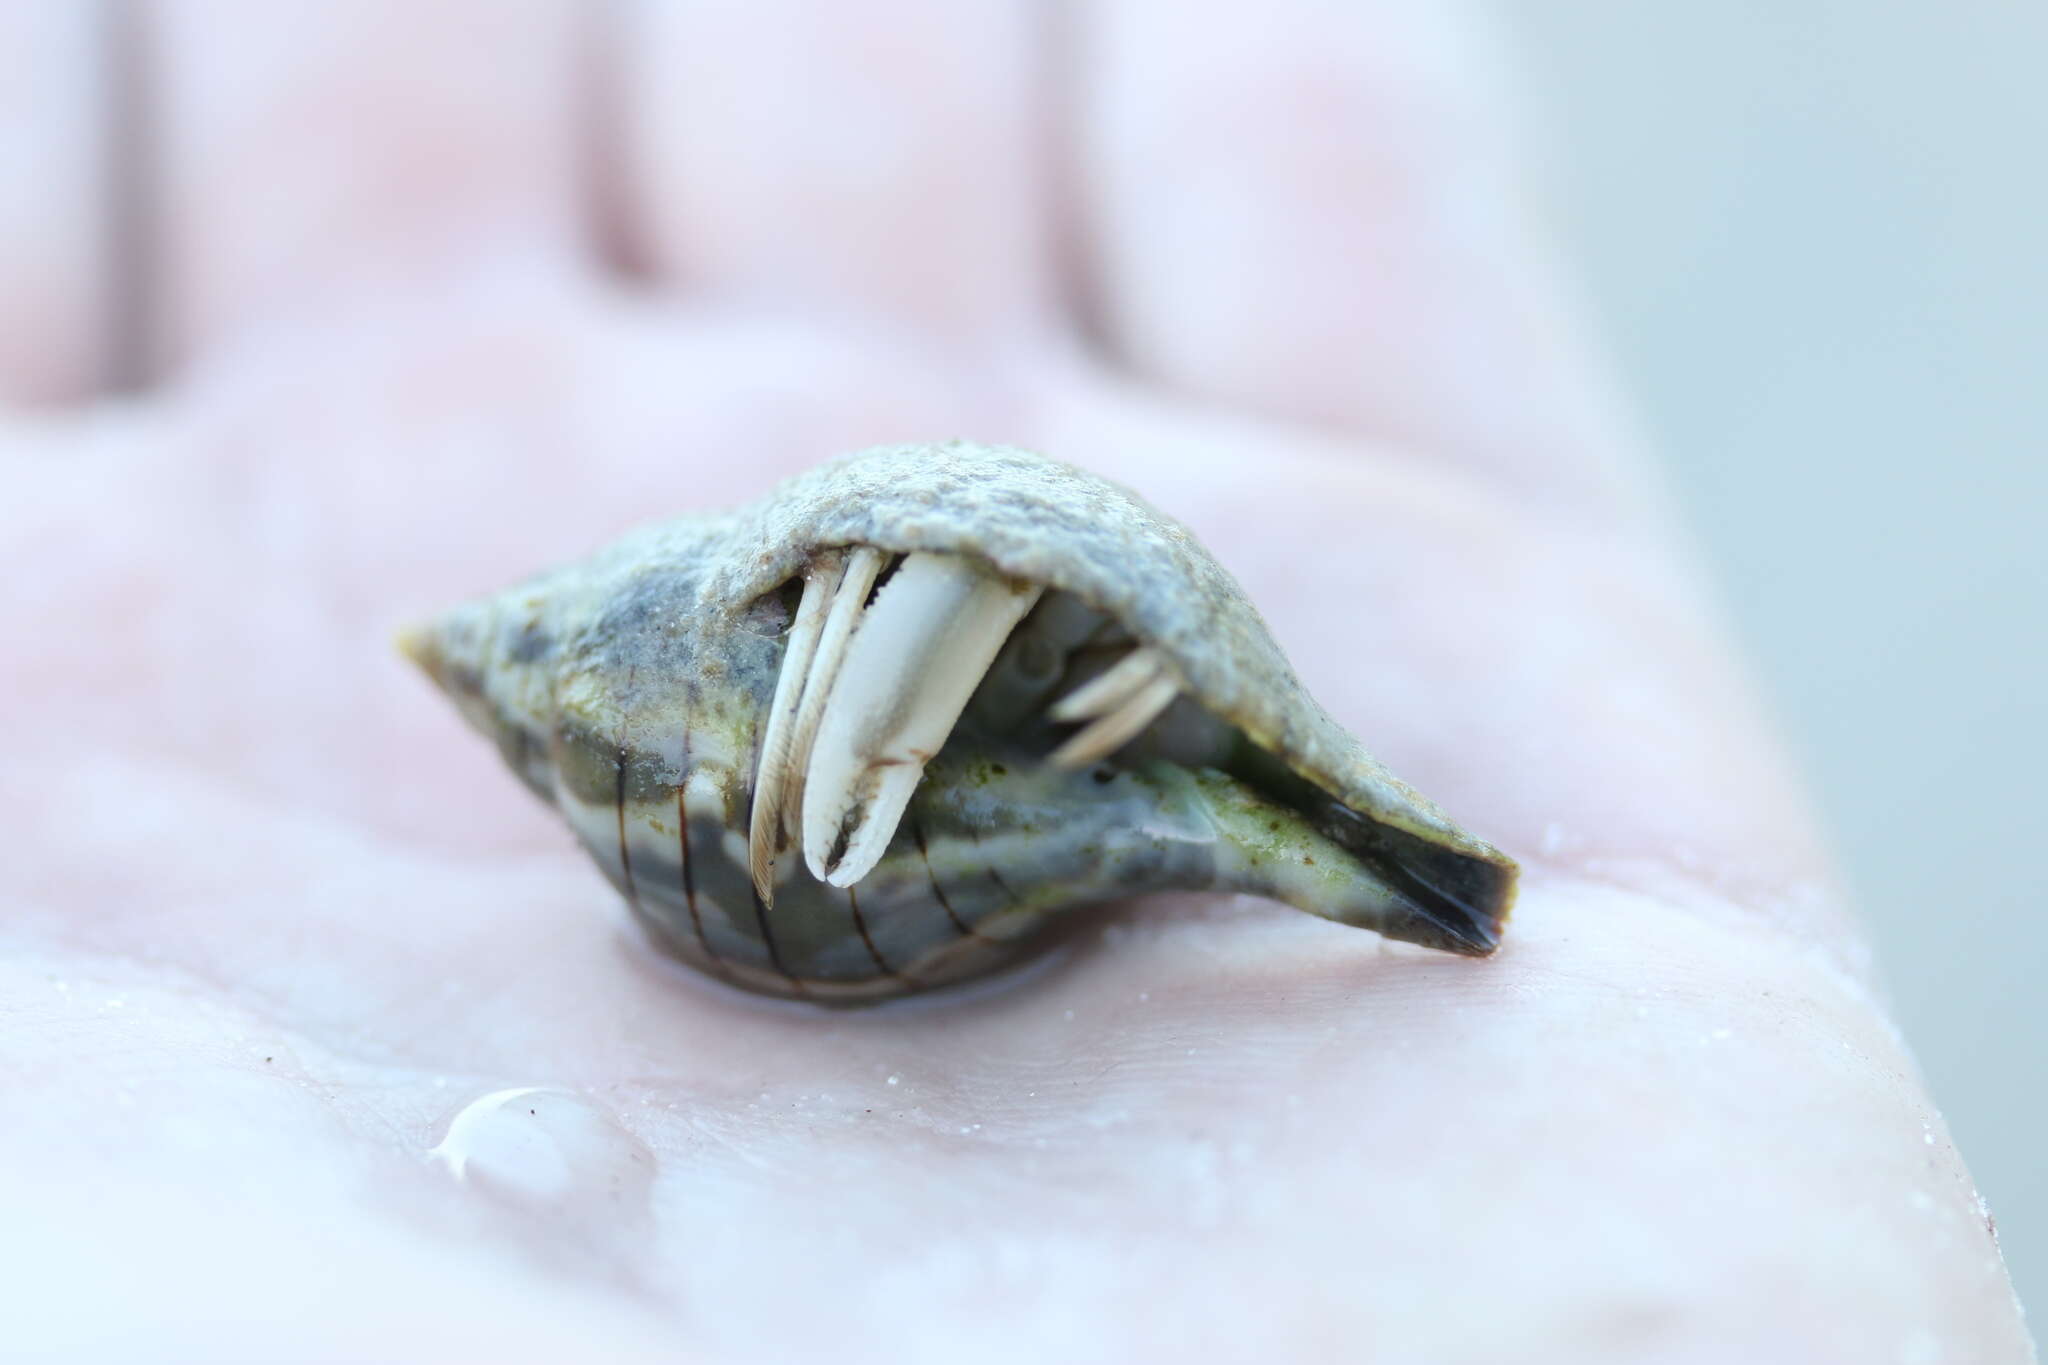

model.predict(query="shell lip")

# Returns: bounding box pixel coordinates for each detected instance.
[1344,807,1517,955]
[1380,859,1516,956]
[1217,736,1515,956]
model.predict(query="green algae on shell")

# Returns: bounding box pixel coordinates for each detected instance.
[401,442,1517,1004]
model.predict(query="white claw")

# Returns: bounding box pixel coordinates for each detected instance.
[773,543,886,850]
[1049,670,1181,769]
[1049,645,1169,722]
[747,550,846,905]
[801,553,1043,889]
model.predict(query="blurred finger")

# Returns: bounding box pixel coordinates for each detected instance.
[0,1,110,404]
[145,0,587,372]
[1074,0,1635,499]
[613,0,1053,342]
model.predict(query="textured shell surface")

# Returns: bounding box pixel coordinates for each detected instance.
[403,442,1517,1004]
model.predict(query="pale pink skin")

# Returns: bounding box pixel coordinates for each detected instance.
[0,3,2030,1361]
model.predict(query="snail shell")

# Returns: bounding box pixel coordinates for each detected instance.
[402,442,1516,1004]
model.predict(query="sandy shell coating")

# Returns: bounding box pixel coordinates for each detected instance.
[404,442,1517,1003]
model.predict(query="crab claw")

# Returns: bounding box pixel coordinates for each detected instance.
[1047,645,1182,769]
[746,546,892,903]
[799,552,1042,889]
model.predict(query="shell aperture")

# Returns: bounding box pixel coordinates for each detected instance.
[401,443,1517,1003]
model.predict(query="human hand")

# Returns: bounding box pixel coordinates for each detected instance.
[0,2,2028,1360]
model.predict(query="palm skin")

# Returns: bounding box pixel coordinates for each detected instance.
[0,2,2028,1361]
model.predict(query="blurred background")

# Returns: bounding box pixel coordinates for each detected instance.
[1489,0,2045,1314]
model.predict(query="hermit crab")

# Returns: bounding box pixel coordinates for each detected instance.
[402,443,1516,1003]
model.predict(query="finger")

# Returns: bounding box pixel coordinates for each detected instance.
[613,0,1053,341]
[1073,0,1636,499]
[145,0,588,372]
[0,1,110,404]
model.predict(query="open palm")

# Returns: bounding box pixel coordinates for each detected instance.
[0,3,2026,1360]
